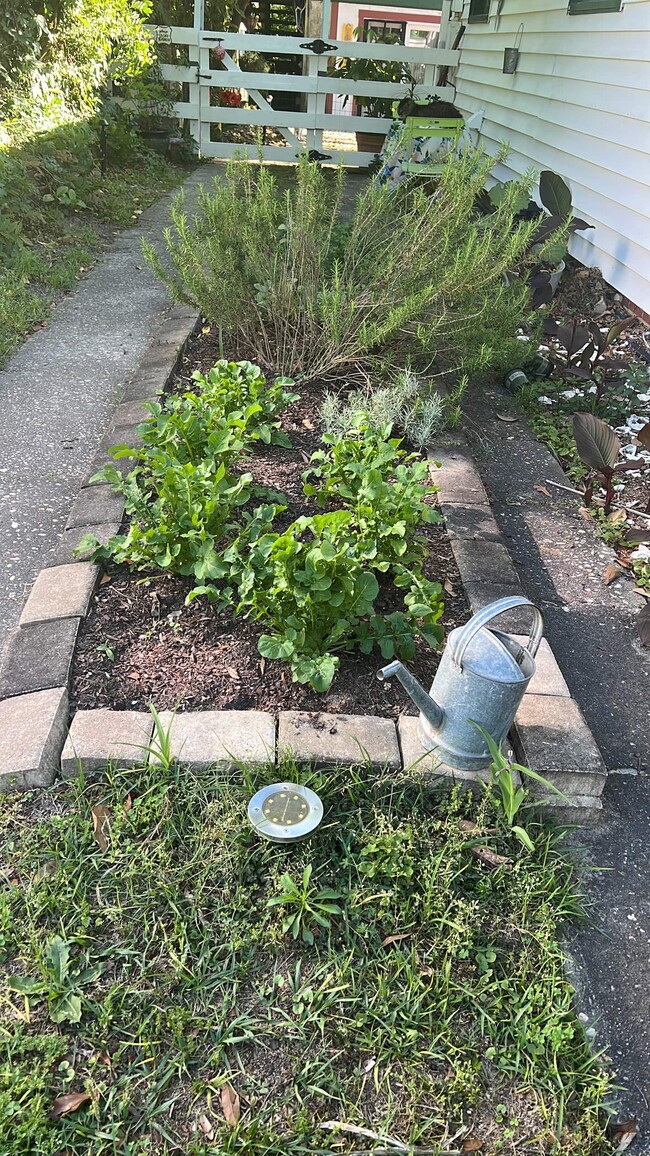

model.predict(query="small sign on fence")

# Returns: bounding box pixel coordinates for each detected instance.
[155,25,172,43]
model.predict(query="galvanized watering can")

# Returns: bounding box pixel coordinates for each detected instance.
[377,596,543,771]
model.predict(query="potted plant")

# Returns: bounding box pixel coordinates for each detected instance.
[480,170,594,307]
[333,29,409,155]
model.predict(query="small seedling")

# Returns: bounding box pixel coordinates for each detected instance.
[475,725,566,851]
[7,936,104,1024]
[267,865,342,944]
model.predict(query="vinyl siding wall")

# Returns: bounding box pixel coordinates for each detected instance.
[453,0,650,312]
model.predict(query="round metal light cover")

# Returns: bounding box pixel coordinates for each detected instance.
[247,783,323,842]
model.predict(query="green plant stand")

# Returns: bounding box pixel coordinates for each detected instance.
[390,103,464,176]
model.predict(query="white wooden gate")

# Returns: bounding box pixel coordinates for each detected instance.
[153,17,460,166]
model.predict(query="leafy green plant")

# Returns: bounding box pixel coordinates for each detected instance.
[222,508,443,690]
[267,865,342,945]
[191,359,298,447]
[476,726,565,852]
[88,455,255,580]
[332,28,408,119]
[145,149,539,381]
[84,360,297,579]
[303,424,440,570]
[7,936,103,1024]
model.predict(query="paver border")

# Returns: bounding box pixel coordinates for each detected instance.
[0,312,607,820]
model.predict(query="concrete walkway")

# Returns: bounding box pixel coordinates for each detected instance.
[464,385,650,1149]
[0,165,211,661]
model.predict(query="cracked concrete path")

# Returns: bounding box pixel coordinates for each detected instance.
[0,164,212,660]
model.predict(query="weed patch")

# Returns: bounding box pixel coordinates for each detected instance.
[1,760,610,1154]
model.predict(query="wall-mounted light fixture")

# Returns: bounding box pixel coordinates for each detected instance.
[503,23,523,73]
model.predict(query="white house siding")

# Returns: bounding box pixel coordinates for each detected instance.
[453,0,650,313]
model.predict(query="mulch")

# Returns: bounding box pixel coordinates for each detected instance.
[70,329,469,718]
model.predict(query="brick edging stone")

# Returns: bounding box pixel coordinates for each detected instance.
[0,323,608,822]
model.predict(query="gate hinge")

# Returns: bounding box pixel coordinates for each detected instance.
[300,38,336,53]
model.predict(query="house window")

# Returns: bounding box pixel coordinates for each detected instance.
[468,0,490,22]
[568,0,621,12]
[362,19,406,43]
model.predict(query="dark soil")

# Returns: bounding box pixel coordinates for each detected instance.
[71,331,469,717]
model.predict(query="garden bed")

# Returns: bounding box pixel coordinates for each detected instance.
[70,329,469,717]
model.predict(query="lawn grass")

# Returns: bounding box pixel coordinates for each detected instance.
[0,755,611,1155]
[0,151,185,366]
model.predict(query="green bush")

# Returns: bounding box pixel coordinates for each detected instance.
[145,150,539,381]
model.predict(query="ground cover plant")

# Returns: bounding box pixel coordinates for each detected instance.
[1,754,612,1155]
[144,150,540,382]
[85,358,445,692]
[0,0,187,363]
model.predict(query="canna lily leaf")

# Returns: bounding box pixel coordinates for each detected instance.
[572,412,620,472]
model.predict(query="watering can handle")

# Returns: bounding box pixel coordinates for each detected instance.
[450,596,543,670]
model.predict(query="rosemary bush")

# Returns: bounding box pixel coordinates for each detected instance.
[145,151,539,381]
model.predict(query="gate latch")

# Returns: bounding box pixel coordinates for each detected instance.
[300,38,336,53]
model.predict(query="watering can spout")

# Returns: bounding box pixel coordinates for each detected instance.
[377,661,444,732]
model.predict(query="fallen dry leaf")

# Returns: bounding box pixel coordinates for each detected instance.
[259,658,266,676]
[198,1113,215,1140]
[49,1091,91,1120]
[419,965,434,977]
[578,506,592,519]
[609,509,628,526]
[227,667,240,681]
[603,562,624,586]
[91,805,111,852]
[533,485,552,498]
[462,1141,484,1153]
[608,1116,638,1153]
[458,820,497,836]
[123,794,132,814]
[470,846,513,871]
[320,1121,404,1147]
[99,573,112,586]
[302,417,314,429]
[638,604,650,648]
[381,932,412,947]
[221,1083,240,1129]
[496,412,518,422]
[443,578,456,596]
